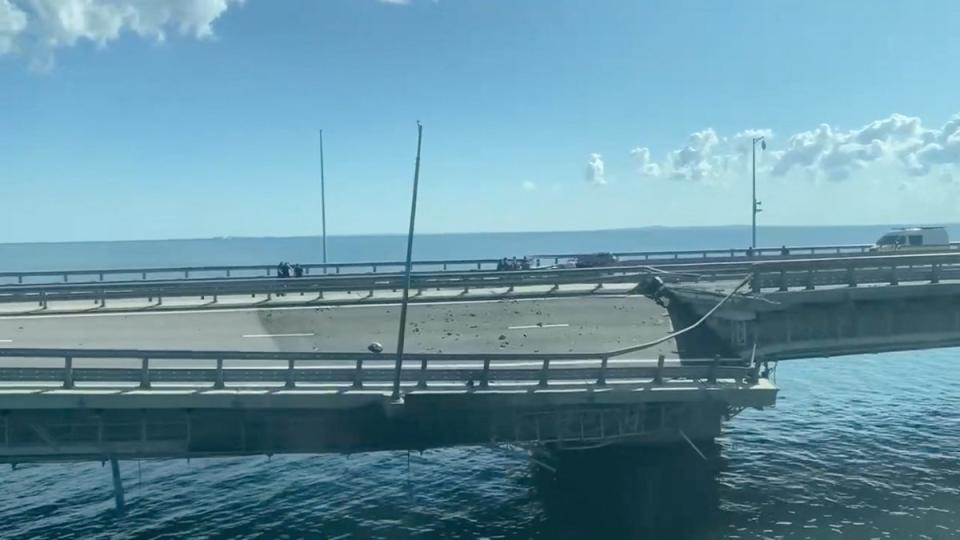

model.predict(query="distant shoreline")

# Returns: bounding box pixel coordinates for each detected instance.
[2,223,959,248]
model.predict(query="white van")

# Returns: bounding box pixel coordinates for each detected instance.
[871,227,950,251]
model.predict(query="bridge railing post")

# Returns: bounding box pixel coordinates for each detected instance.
[538,358,551,387]
[709,355,719,385]
[654,354,665,384]
[931,263,941,284]
[140,358,150,389]
[751,270,761,293]
[597,355,609,385]
[63,356,74,389]
[889,265,899,286]
[285,359,295,389]
[353,358,364,388]
[778,269,787,291]
[847,266,857,287]
[214,358,224,389]
[417,357,428,388]
[480,358,490,388]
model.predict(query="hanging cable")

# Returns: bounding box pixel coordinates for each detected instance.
[606,274,753,358]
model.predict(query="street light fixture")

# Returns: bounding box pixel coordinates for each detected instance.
[751,136,766,249]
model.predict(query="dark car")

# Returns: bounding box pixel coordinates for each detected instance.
[574,252,617,268]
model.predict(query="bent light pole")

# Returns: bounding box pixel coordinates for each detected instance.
[393,121,424,400]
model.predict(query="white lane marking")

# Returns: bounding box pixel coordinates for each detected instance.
[0,339,12,343]
[507,323,569,330]
[0,295,632,321]
[242,333,315,338]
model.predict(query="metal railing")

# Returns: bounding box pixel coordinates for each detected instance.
[1,251,958,308]
[745,252,960,292]
[535,243,879,264]
[6,242,948,286]
[0,266,669,307]
[0,348,753,395]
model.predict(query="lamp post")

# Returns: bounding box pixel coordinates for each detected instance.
[319,129,328,267]
[392,121,424,400]
[751,136,766,249]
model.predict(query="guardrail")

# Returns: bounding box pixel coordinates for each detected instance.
[0,266,667,307]
[745,252,960,292]
[1,251,958,308]
[7,242,949,286]
[535,243,877,264]
[0,348,753,395]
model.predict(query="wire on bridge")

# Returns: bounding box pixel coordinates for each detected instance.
[605,274,752,359]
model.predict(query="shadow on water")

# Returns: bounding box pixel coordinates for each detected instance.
[531,442,725,540]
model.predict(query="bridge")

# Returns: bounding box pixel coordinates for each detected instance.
[0,245,958,509]
[0,244,956,316]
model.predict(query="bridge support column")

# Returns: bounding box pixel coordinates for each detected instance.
[110,458,125,512]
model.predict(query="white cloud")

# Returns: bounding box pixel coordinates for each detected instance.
[521,180,536,192]
[771,113,960,180]
[629,146,660,177]
[665,128,722,181]
[585,153,606,185]
[631,113,960,184]
[1,0,243,68]
[0,0,27,54]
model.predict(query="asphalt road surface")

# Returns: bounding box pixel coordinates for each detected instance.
[0,296,676,359]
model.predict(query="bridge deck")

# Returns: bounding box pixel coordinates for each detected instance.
[0,296,678,359]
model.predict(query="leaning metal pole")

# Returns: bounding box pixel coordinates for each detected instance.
[392,122,424,400]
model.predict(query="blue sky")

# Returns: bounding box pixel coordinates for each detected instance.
[2,0,959,242]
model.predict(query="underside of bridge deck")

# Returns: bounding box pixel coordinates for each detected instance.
[662,282,960,361]
[0,380,776,463]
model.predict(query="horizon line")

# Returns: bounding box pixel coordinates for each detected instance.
[0,222,957,247]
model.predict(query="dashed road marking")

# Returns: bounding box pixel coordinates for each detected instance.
[507,323,569,330]
[242,333,315,338]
